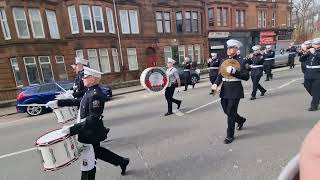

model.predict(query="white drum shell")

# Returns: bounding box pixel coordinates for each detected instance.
[53,107,77,123]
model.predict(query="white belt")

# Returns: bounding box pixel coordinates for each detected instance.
[184,69,190,71]
[250,65,263,68]
[222,78,241,82]
[288,52,296,55]
[306,65,320,69]
[264,58,275,61]
[207,67,219,70]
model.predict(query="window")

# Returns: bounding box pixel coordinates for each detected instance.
[88,49,100,71]
[217,8,221,26]
[178,45,185,64]
[185,11,191,32]
[127,48,138,71]
[10,58,23,86]
[80,5,93,33]
[288,12,291,27]
[258,10,267,28]
[29,9,45,38]
[23,57,40,84]
[55,56,68,80]
[46,10,60,39]
[236,10,245,28]
[68,6,79,34]
[156,12,171,33]
[164,46,172,63]
[76,49,84,58]
[194,45,201,64]
[192,12,198,32]
[99,48,111,73]
[222,8,227,26]
[0,8,11,40]
[106,7,115,33]
[176,12,182,33]
[119,10,139,34]
[188,45,194,61]
[208,8,214,27]
[92,6,105,33]
[272,11,276,27]
[39,56,54,83]
[112,48,120,72]
[13,8,30,38]
[217,8,228,27]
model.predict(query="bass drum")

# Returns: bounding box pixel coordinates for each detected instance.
[140,67,169,93]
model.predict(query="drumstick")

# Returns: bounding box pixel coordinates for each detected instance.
[17,104,47,107]
[55,82,67,93]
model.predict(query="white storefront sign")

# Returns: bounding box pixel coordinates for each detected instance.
[208,32,230,38]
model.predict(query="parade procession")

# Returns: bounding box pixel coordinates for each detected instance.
[1,0,320,180]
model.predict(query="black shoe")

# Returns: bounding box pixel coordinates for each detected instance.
[265,79,270,81]
[308,107,318,111]
[164,112,173,116]
[237,118,246,131]
[183,89,187,91]
[250,97,256,100]
[120,158,130,175]
[177,101,182,109]
[224,137,234,144]
[261,90,267,96]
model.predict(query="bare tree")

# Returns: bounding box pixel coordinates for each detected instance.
[293,0,316,42]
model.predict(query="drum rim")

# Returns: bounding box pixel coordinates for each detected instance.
[43,157,79,171]
[140,67,169,93]
[35,128,70,146]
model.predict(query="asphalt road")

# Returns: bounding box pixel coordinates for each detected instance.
[0,66,319,180]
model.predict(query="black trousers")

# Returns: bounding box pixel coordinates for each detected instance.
[264,65,273,80]
[288,56,295,68]
[165,86,181,113]
[304,79,320,108]
[184,71,191,90]
[209,75,218,84]
[221,98,246,138]
[81,144,125,180]
[251,75,266,97]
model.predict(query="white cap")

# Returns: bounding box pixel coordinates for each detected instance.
[312,38,320,45]
[211,53,217,58]
[266,45,272,49]
[304,40,312,47]
[252,45,261,51]
[226,39,243,49]
[83,66,103,78]
[75,57,89,65]
[167,58,176,64]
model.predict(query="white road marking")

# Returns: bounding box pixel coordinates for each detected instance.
[173,110,185,116]
[0,147,36,159]
[277,78,303,89]
[186,98,221,114]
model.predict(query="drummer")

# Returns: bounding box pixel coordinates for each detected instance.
[72,57,89,99]
[211,39,250,144]
[46,67,129,179]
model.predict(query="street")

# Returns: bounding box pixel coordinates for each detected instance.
[0,67,319,180]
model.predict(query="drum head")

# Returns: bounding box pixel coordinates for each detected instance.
[36,129,68,146]
[140,67,168,93]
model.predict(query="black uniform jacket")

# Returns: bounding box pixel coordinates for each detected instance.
[305,49,320,80]
[208,58,220,77]
[248,54,265,77]
[263,50,275,66]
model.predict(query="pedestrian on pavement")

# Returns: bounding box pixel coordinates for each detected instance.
[298,40,312,74]
[248,45,267,100]
[183,57,192,91]
[72,57,89,99]
[303,38,320,111]
[211,39,250,144]
[207,53,220,95]
[263,45,275,81]
[46,67,130,180]
[287,43,297,69]
[164,58,182,116]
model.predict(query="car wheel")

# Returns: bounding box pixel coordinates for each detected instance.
[26,105,43,116]
[191,75,199,84]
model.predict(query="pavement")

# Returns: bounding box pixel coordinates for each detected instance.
[0,65,318,180]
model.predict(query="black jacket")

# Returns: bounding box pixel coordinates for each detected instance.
[58,85,109,144]
[208,58,220,77]
[248,53,265,77]
[287,46,297,58]
[299,51,312,73]
[73,70,87,98]
[305,49,320,80]
[263,50,275,66]
[214,55,250,99]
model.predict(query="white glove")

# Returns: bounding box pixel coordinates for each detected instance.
[226,66,236,74]
[65,90,74,98]
[45,100,58,109]
[310,48,316,54]
[61,125,71,134]
[211,84,218,91]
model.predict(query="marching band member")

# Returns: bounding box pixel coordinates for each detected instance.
[72,57,89,99]
[211,39,250,144]
[165,58,182,116]
[286,43,297,69]
[183,57,192,91]
[299,40,312,74]
[46,67,130,180]
[248,45,267,100]
[304,38,320,111]
[263,45,275,81]
[207,53,220,95]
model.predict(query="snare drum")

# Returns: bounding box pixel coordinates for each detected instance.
[35,129,80,171]
[53,107,77,124]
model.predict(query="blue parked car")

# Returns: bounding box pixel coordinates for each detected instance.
[16,81,112,116]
